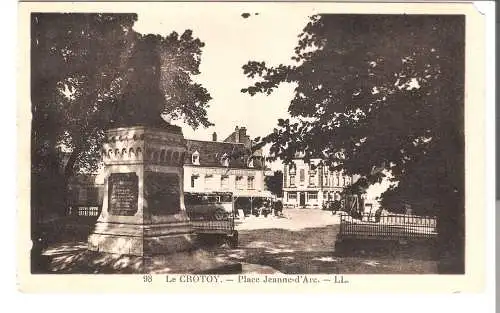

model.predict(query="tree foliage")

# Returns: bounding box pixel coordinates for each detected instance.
[264,170,284,197]
[31,13,213,219]
[109,31,213,129]
[242,14,465,272]
[32,14,138,177]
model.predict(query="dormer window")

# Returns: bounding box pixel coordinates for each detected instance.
[248,158,254,168]
[192,151,200,165]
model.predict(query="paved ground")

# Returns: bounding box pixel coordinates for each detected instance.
[38,209,438,274]
[206,209,438,274]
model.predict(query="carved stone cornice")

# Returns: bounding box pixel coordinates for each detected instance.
[102,126,186,166]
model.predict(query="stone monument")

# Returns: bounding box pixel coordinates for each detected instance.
[88,122,194,256]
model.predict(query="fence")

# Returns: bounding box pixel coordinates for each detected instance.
[187,212,236,235]
[74,206,100,217]
[339,212,438,241]
[187,212,238,248]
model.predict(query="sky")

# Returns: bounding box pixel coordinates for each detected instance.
[132,6,395,199]
[132,6,318,171]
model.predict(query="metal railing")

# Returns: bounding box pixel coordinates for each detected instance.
[76,206,100,217]
[67,205,101,217]
[187,212,235,235]
[339,212,438,241]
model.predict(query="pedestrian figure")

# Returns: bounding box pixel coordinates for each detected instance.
[274,200,283,216]
[332,199,341,215]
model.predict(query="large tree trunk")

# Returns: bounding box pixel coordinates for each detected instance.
[436,193,465,274]
[436,135,465,274]
[61,148,81,214]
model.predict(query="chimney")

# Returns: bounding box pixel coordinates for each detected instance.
[212,132,217,142]
[238,127,247,143]
[234,126,239,143]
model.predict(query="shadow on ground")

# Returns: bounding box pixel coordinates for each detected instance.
[33,241,242,274]
[32,223,439,274]
[207,226,439,274]
[334,238,438,261]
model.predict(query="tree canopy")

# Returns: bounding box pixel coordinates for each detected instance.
[242,14,465,272]
[264,170,284,198]
[32,13,212,175]
[31,13,213,219]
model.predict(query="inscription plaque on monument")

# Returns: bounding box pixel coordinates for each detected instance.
[144,172,180,215]
[108,173,138,216]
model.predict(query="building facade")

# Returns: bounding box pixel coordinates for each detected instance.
[282,158,358,209]
[182,126,273,211]
[66,126,273,216]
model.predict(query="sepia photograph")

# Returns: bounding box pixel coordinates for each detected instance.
[17,1,489,293]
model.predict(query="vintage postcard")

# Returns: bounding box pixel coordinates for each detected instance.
[17,1,488,293]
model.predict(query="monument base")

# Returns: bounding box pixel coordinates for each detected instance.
[43,243,242,274]
[88,217,196,256]
[88,232,195,256]
[87,125,197,258]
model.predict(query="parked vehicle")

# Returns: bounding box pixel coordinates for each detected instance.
[184,192,234,221]
[235,198,272,217]
[254,199,273,217]
[322,200,342,213]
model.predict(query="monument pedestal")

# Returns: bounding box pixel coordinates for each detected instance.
[88,214,194,256]
[88,125,195,256]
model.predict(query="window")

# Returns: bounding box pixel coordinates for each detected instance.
[204,174,214,188]
[192,151,200,165]
[299,169,305,182]
[206,196,218,203]
[323,192,328,201]
[248,158,254,168]
[190,175,199,188]
[221,175,229,189]
[342,176,346,186]
[247,176,255,189]
[336,175,340,186]
[235,176,244,190]
[288,192,297,200]
[324,173,329,186]
[308,192,318,201]
[220,194,232,203]
[290,175,295,186]
[309,174,315,186]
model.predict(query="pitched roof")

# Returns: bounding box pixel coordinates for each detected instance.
[185,139,264,169]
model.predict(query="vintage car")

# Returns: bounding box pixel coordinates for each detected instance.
[184,192,234,221]
[234,198,273,217]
